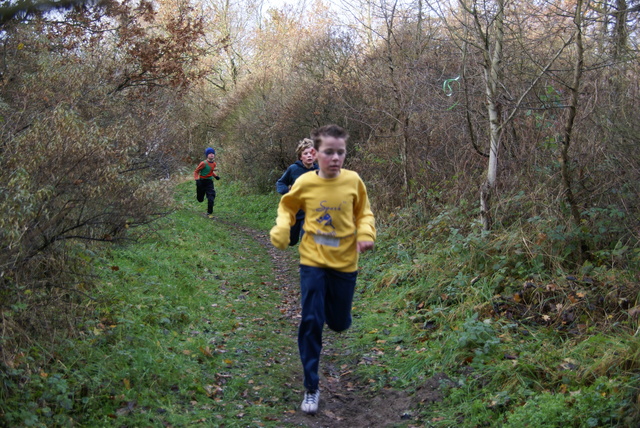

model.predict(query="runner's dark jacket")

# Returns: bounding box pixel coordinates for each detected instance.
[276,160,318,195]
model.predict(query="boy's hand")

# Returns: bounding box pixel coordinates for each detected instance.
[357,241,374,253]
[215,175,220,180]
[270,226,290,250]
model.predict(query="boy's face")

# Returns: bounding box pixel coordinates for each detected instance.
[207,153,215,162]
[300,147,316,168]
[316,136,346,179]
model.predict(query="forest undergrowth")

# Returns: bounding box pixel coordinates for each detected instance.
[350,201,640,427]
[2,178,640,427]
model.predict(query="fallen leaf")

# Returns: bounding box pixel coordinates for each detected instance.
[199,346,214,357]
[204,384,222,397]
[629,306,640,318]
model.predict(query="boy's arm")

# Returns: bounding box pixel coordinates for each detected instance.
[270,188,302,249]
[275,167,292,195]
[194,162,204,180]
[354,178,376,244]
[213,162,220,179]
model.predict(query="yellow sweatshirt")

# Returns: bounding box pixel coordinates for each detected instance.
[270,169,376,272]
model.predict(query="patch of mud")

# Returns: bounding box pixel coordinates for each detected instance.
[236,225,447,427]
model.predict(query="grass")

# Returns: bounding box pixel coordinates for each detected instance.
[3,177,640,427]
[1,178,299,426]
[329,206,640,427]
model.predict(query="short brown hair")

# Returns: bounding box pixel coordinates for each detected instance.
[295,138,314,159]
[310,125,349,150]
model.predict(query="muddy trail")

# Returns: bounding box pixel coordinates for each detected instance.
[229,222,444,427]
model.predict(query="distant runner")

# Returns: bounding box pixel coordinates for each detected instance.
[275,138,318,246]
[194,147,220,218]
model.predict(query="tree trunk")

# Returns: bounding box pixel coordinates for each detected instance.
[560,0,584,229]
[613,0,629,59]
[557,0,587,265]
[477,0,504,231]
[383,0,409,190]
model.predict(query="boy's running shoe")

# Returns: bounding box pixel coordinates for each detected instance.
[300,390,319,414]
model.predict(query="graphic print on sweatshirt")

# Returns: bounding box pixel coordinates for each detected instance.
[316,214,334,229]
[312,200,346,247]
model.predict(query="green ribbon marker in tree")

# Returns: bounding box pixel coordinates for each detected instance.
[443,76,460,110]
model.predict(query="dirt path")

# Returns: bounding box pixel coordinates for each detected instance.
[234,224,443,427]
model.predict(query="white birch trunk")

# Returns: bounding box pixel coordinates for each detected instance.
[478,0,504,231]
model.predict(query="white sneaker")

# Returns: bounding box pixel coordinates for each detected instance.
[301,390,320,414]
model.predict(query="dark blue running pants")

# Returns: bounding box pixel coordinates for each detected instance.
[298,265,357,392]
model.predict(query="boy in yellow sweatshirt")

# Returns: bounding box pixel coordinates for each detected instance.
[270,124,376,414]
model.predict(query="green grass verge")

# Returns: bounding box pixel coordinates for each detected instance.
[1,179,298,426]
[329,206,640,427]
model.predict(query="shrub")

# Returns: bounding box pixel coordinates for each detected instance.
[0,106,172,370]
